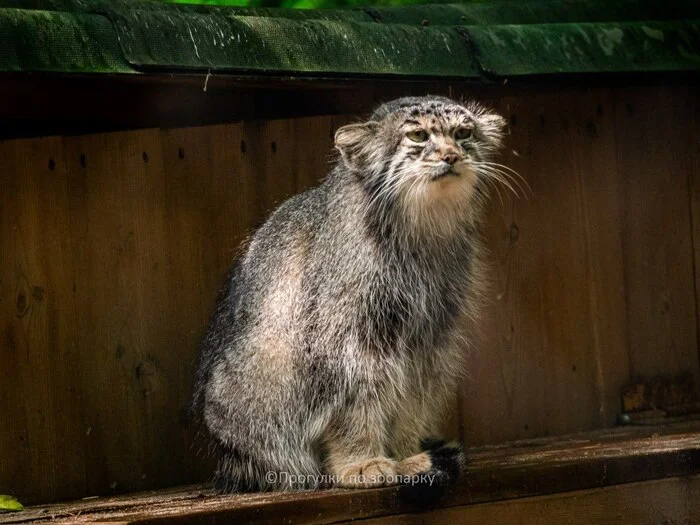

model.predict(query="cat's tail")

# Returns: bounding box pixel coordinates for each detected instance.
[396,439,466,487]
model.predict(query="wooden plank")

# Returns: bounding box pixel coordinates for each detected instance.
[0,73,372,140]
[687,86,700,388]
[240,115,339,213]
[2,422,698,524]
[466,89,631,445]
[567,90,631,429]
[62,130,173,497]
[249,118,300,216]
[464,93,536,445]
[0,138,33,503]
[614,86,700,383]
[341,475,700,525]
[289,115,338,193]
[2,72,698,140]
[0,136,87,503]
[160,123,256,484]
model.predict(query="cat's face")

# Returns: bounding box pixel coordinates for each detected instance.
[335,96,507,214]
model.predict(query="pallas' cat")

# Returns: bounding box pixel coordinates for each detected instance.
[192,96,510,491]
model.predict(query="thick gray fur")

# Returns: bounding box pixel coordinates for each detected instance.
[192,95,507,492]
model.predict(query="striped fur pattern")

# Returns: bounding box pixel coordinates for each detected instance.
[192,96,507,491]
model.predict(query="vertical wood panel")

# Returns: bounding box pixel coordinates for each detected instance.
[690,88,700,378]
[469,92,594,443]
[160,123,254,482]
[569,91,631,428]
[291,116,338,192]
[0,137,86,503]
[465,90,631,446]
[253,119,298,210]
[63,129,172,496]
[614,86,699,382]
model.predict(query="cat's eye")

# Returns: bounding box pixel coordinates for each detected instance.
[455,127,473,140]
[406,129,428,143]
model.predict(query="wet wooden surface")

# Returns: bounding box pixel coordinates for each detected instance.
[345,476,700,525]
[1,422,698,524]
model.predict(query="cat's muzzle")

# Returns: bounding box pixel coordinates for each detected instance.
[429,163,460,181]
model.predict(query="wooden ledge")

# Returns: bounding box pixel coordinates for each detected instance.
[2,422,699,524]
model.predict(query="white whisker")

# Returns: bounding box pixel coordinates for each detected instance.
[480,161,531,197]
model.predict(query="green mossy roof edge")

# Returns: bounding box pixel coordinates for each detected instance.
[0,0,699,77]
[0,8,132,73]
[470,20,700,76]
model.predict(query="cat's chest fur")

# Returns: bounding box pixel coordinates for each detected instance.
[318,216,477,361]
[366,247,470,353]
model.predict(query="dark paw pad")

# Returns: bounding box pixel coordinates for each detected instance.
[424,441,466,486]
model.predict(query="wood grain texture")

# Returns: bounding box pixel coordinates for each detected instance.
[160,123,256,483]
[465,89,631,445]
[0,137,87,503]
[341,476,700,525]
[1,85,699,504]
[62,129,174,496]
[0,117,341,503]
[1,422,698,524]
[614,86,699,382]
[685,87,700,388]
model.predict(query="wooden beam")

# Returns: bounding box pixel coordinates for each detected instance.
[1,422,698,524]
[340,475,700,525]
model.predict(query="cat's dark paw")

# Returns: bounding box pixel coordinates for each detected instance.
[423,441,466,486]
[397,440,466,487]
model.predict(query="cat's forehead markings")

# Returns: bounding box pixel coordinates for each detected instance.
[402,116,438,128]
[409,115,462,134]
[401,104,469,118]
[409,115,436,131]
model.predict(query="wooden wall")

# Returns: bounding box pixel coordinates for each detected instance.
[1,84,698,504]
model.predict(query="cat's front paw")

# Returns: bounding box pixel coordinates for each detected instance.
[335,457,398,488]
[423,440,466,485]
[397,440,466,486]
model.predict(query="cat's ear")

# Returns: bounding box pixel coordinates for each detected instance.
[334,122,378,172]
[476,111,507,147]
[480,112,507,130]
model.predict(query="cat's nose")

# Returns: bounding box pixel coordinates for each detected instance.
[442,151,460,165]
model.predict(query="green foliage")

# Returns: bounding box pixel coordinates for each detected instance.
[0,495,24,512]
